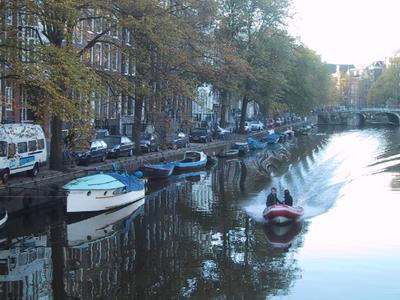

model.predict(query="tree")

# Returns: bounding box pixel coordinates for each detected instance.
[283,45,334,114]
[0,0,115,170]
[215,0,291,133]
[368,58,400,107]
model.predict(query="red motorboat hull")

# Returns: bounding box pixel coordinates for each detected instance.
[263,205,304,224]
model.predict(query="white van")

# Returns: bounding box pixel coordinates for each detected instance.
[0,123,47,183]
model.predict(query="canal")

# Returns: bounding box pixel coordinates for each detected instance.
[0,127,399,299]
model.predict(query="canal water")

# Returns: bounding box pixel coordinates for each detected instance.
[0,127,399,299]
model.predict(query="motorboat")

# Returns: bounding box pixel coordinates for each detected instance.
[263,221,303,248]
[0,209,7,228]
[140,162,175,179]
[247,137,267,150]
[232,142,250,156]
[217,149,239,158]
[263,204,304,224]
[64,172,145,213]
[174,151,208,171]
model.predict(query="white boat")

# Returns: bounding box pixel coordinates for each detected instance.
[64,172,145,213]
[174,151,208,171]
[67,199,144,247]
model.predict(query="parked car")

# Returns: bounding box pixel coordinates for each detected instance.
[250,120,265,131]
[189,128,213,143]
[140,133,160,153]
[76,139,108,165]
[166,132,189,149]
[103,135,134,158]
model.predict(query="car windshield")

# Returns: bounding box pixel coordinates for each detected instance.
[0,141,7,157]
[191,128,206,134]
[140,133,150,140]
[104,136,121,146]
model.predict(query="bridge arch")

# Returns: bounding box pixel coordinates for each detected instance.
[372,112,400,126]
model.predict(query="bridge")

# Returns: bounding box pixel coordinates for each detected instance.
[317,108,400,127]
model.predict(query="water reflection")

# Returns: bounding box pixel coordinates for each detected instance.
[0,127,398,298]
[263,222,303,249]
[0,236,53,299]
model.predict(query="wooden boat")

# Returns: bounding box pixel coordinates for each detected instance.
[0,209,7,227]
[64,172,145,213]
[263,204,304,224]
[140,162,175,179]
[247,137,267,150]
[232,142,250,156]
[174,151,208,171]
[217,149,239,158]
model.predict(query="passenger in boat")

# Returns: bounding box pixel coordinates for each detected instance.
[266,187,280,207]
[284,189,293,206]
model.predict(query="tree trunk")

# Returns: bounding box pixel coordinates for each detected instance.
[220,90,227,128]
[50,116,63,170]
[239,96,249,133]
[133,96,143,155]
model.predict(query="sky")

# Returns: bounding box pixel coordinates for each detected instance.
[289,0,400,67]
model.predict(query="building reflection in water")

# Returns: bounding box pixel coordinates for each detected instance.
[0,235,53,299]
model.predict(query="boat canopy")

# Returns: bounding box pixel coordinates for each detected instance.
[109,173,144,192]
[64,173,144,192]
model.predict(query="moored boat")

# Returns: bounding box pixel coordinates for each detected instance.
[64,172,145,213]
[217,149,239,158]
[263,204,304,224]
[263,133,281,144]
[232,142,250,156]
[140,162,175,179]
[174,151,208,171]
[247,137,267,150]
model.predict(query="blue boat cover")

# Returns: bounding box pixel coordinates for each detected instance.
[109,173,144,192]
[265,133,280,143]
[64,173,144,192]
[247,137,266,150]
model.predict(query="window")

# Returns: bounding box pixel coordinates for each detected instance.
[17,142,28,153]
[94,43,101,67]
[8,143,16,157]
[103,44,110,69]
[28,140,37,152]
[5,85,13,111]
[0,142,7,157]
[37,139,45,150]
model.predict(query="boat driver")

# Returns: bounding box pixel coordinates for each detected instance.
[266,187,280,207]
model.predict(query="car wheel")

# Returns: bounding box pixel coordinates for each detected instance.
[1,169,10,184]
[28,163,39,177]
